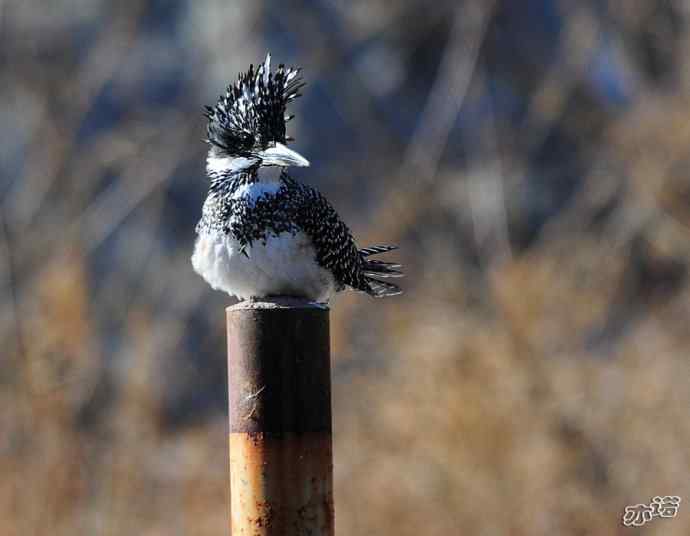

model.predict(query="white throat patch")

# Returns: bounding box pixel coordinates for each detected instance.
[206,154,258,175]
[206,154,285,183]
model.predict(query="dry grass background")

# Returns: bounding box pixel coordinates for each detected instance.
[2,1,690,534]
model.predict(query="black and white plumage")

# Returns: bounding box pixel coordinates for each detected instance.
[192,54,402,302]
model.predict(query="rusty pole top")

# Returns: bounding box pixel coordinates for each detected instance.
[226,297,334,536]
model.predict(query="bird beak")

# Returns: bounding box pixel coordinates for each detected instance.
[259,142,310,167]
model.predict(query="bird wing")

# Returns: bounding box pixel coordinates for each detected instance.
[285,178,368,292]
[285,177,402,297]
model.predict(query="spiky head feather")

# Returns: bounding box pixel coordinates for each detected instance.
[204,54,304,156]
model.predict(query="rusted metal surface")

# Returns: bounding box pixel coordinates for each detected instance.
[229,432,334,534]
[226,298,333,535]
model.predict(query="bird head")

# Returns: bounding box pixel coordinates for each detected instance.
[204,54,309,176]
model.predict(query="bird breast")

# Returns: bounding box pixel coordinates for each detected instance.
[192,181,336,302]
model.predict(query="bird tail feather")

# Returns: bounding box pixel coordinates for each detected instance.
[359,245,403,298]
[365,278,402,298]
[359,245,398,257]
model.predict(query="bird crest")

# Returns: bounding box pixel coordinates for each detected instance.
[204,54,304,156]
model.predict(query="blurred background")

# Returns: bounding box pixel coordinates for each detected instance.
[2,1,690,534]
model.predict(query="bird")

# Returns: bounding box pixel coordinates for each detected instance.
[192,54,402,303]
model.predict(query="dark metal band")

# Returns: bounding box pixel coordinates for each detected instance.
[227,304,332,435]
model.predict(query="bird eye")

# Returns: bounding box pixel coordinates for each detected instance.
[216,128,255,154]
[239,132,255,150]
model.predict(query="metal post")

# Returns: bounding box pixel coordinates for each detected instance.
[226,298,334,535]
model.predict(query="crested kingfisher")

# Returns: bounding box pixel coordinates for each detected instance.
[192,54,402,302]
